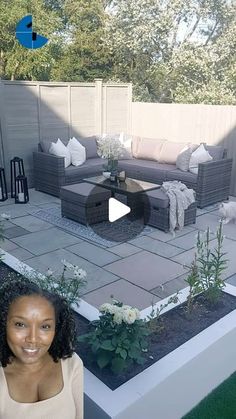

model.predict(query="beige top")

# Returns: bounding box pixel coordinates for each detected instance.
[0,353,83,419]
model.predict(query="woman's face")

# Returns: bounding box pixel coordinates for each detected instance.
[6,295,56,365]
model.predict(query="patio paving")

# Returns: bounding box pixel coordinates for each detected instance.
[1,189,236,311]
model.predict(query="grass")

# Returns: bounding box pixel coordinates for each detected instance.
[183,371,236,418]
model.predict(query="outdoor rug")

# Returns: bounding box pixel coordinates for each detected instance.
[31,206,155,247]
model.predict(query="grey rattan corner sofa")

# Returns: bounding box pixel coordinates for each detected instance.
[33,138,232,208]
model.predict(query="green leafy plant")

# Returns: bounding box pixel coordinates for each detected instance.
[147,292,180,333]
[185,221,227,307]
[197,221,227,304]
[19,260,87,307]
[78,300,150,374]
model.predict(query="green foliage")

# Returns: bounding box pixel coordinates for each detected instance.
[104,0,236,104]
[51,0,112,81]
[185,221,228,307]
[0,0,63,80]
[0,0,235,103]
[147,292,180,333]
[78,301,150,374]
[19,260,87,307]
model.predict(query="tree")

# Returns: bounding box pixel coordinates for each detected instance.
[0,0,63,80]
[51,0,113,82]
[104,0,236,104]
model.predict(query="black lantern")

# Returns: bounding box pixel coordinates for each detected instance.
[10,156,25,198]
[15,175,29,204]
[0,167,8,201]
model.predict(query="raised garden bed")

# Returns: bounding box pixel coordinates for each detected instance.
[1,251,236,419]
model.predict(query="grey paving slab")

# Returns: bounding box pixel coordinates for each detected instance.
[0,197,15,207]
[25,248,119,294]
[28,189,61,205]
[37,202,61,210]
[226,274,236,286]
[147,225,196,242]
[107,243,142,257]
[0,203,38,218]
[10,247,34,261]
[83,279,160,310]
[129,236,184,257]
[152,274,188,298]
[0,220,15,229]
[195,213,222,232]
[4,226,30,239]
[168,229,215,251]
[11,215,53,232]
[196,213,236,241]
[221,238,236,279]
[105,251,185,290]
[0,238,19,251]
[66,242,120,267]
[11,227,82,256]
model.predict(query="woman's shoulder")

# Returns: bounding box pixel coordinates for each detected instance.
[62,353,83,375]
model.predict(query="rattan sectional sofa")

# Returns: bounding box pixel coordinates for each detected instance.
[33,137,232,208]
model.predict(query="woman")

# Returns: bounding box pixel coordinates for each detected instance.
[0,278,83,419]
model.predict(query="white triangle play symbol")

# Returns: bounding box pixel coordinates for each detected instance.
[108,197,131,222]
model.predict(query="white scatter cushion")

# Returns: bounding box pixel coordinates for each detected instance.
[176,144,198,172]
[119,132,132,159]
[189,143,212,174]
[67,137,86,166]
[49,138,71,168]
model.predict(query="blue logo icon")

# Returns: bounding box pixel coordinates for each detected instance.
[16,15,48,49]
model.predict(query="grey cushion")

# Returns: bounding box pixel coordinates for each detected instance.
[39,139,68,154]
[143,189,169,209]
[204,145,224,160]
[166,169,197,187]
[79,136,98,159]
[118,159,176,183]
[65,157,105,183]
[61,182,110,204]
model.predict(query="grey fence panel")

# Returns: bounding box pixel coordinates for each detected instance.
[0,80,132,189]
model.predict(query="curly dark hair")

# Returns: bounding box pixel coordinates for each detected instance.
[0,278,77,367]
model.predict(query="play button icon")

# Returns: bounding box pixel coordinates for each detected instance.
[109,198,131,222]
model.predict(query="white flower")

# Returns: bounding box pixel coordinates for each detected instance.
[113,309,123,324]
[0,213,11,220]
[61,259,74,270]
[73,267,87,280]
[46,269,53,276]
[99,303,114,314]
[133,308,140,319]
[122,308,137,324]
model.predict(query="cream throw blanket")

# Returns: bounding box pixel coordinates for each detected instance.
[161,181,195,233]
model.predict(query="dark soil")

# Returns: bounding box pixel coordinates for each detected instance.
[1,261,236,391]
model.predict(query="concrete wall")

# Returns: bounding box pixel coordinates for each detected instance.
[0,80,132,188]
[132,102,236,196]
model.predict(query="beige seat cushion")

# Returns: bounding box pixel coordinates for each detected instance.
[158,141,188,164]
[134,137,166,161]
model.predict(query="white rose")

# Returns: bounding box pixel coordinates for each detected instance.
[122,308,137,325]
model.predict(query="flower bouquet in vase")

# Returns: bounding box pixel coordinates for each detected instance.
[97,135,123,179]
